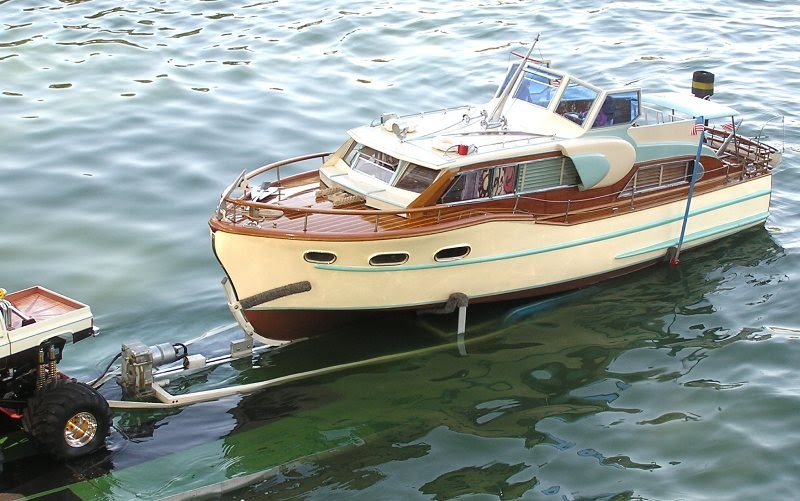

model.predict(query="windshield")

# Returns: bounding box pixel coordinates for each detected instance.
[554,79,599,126]
[513,68,563,109]
[496,63,563,109]
[344,144,399,183]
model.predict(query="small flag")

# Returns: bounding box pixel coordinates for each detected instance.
[722,122,734,132]
[691,123,705,135]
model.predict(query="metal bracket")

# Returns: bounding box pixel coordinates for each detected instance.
[221,276,293,348]
[222,277,257,338]
[230,336,253,359]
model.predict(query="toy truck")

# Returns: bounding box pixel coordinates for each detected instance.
[0,286,110,459]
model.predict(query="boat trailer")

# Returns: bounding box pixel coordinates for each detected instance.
[0,280,471,460]
[104,279,471,410]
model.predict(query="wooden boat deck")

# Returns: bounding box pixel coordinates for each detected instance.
[211,128,777,239]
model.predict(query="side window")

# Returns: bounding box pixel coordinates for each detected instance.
[440,166,517,203]
[620,160,690,196]
[593,90,640,128]
[395,164,438,193]
[516,156,579,193]
[441,172,469,203]
[492,166,517,196]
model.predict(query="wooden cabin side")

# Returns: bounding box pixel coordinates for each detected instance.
[213,135,767,241]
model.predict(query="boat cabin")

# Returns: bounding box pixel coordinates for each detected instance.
[318,59,647,213]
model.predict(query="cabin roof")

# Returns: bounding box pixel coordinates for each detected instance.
[644,92,738,119]
[348,120,559,172]
[346,60,647,172]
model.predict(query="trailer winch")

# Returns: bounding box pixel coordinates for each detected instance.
[119,341,188,399]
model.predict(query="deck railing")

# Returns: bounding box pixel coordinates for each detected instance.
[215,134,774,234]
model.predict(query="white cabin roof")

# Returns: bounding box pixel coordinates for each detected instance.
[645,92,738,119]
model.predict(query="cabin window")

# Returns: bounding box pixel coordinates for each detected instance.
[516,156,579,193]
[592,90,640,128]
[620,160,692,197]
[495,60,552,97]
[513,68,563,109]
[304,251,337,264]
[434,245,471,262]
[369,252,409,266]
[345,144,399,183]
[554,79,599,126]
[439,165,517,203]
[395,164,439,193]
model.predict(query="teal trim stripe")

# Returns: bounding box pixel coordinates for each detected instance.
[615,212,768,259]
[316,189,770,273]
[573,153,610,189]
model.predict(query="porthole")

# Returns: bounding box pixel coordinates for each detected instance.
[434,245,471,262]
[304,251,337,264]
[368,252,409,266]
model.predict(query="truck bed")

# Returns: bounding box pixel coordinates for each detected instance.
[5,287,86,330]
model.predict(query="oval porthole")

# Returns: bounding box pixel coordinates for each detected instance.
[434,245,471,262]
[304,251,337,264]
[368,252,409,266]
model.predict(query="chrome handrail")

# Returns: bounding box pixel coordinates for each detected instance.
[245,152,331,181]
[215,144,771,232]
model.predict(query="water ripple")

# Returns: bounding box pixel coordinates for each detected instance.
[1,1,799,499]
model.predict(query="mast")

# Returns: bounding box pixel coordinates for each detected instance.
[671,116,706,266]
[484,35,540,128]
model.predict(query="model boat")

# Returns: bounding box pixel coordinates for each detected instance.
[209,47,782,342]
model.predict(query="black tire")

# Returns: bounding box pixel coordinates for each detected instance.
[22,379,111,460]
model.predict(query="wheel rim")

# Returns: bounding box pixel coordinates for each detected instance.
[64,412,98,448]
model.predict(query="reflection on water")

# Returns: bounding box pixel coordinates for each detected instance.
[191,228,789,499]
[3,228,780,498]
[2,0,800,498]
[0,224,791,498]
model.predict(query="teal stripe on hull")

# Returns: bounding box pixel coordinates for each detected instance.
[615,212,768,259]
[316,189,771,273]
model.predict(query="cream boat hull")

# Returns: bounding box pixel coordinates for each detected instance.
[212,176,771,338]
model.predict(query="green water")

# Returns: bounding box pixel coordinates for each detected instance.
[1,1,799,499]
